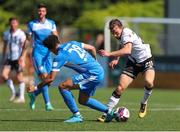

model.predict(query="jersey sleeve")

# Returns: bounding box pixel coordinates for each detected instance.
[51,21,57,32]
[81,42,84,48]
[3,31,8,42]
[20,31,26,43]
[121,29,133,45]
[26,22,32,36]
[52,53,67,71]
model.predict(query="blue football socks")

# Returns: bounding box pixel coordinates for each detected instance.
[84,98,108,113]
[59,89,79,114]
[41,85,50,104]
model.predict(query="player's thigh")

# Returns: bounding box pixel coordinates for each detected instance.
[72,73,101,96]
[118,74,134,91]
[59,78,80,90]
[45,57,52,74]
[32,55,48,75]
[2,66,11,79]
[143,69,155,88]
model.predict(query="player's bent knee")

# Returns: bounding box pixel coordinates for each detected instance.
[78,98,88,105]
[78,99,84,105]
[2,73,8,80]
[58,83,66,89]
[145,81,154,89]
[58,82,72,90]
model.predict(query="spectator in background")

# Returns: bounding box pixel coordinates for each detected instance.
[95,33,104,51]
[83,33,93,44]
[1,17,26,103]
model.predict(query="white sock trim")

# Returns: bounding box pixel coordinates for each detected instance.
[141,87,153,104]
[19,82,25,99]
[74,112,81,116]
[6,79,16,94]
[107,96,120,110]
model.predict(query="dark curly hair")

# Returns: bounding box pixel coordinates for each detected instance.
[43,35,60,49]
[37,3,47,9]
[109,19,123,31]
[9,17,18,23]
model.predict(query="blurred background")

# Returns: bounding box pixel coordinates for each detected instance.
[0,0,180,89]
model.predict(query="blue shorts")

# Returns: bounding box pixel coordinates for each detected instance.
[72,71,104,96]
[32,51,52,75]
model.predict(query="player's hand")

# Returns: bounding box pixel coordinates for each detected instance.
[26,85,36,93]
[109,60,118,69]
[98,49,110,57]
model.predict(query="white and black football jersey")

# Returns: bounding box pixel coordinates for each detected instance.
[119,28,152,63]
[3,29,26,61]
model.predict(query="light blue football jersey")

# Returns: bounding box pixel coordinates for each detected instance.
[52,41,103,75]
[27,19,57,55]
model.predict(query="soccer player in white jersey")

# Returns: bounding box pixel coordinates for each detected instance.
[1,17,26,103]
[98,19,155,121]
[19,3,59,111]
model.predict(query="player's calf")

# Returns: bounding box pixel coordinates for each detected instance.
[139,86,153,118]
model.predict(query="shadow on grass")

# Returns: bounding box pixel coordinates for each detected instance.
[0,118,64,122]
[0,119,106,123]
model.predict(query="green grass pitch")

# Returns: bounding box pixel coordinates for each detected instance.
[0,84,180,131]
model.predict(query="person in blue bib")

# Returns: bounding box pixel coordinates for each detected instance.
[27,35,115,123]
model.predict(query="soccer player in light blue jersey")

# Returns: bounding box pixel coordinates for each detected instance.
[27,35,115,123]
[19,4,59,111]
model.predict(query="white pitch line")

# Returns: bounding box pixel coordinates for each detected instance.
[0,108,180,112]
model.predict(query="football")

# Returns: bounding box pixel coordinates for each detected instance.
[115,106,130,122]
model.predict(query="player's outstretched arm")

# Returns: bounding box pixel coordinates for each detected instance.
[18,39,27,65]
[18,39,28,68]
[1,40,7,64]
[83,44,97,59]
[99,42,132,58]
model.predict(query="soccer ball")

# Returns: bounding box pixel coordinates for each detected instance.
[115,106,130,122]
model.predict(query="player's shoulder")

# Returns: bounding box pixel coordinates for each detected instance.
[46,19,55,24]
[28,20,37,27]
[61,41,83,51]
[28,20,37,24]
[3,29,10,36]
[17,29,26,36]
[17,28,25,33]
[122,27,133,34]
[121,28,135,38]
[55,48,67,60]
[68,40,79,44]
[63,41,81,46]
